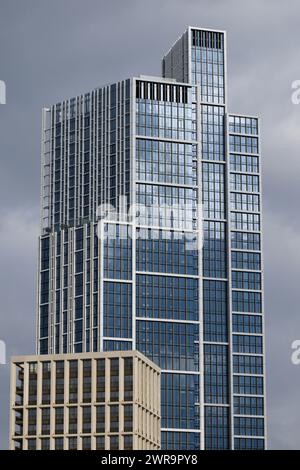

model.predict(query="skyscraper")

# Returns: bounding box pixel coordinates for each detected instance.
[37,26,266,450]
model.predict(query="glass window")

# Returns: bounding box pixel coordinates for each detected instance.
[55,407,64,434]
[69,360,78,403]
[28,363,38,405]
[96,359,105,402]
[42,362,51,405]
[109,435,119,450]
[110,359,119,402]
[123,435,133,450]
[96,436,105,450]
[82,437,91,450]
[123,404,133,432]
[41,408,50,435]
[110,405,119,432]
[55,361,64,404]
[82,360,92,402]
[82,406,91,434]
[124,357,133,401]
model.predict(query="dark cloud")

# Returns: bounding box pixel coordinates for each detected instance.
[1,0,300,449]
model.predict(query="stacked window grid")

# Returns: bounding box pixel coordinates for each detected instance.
[229,115,265,449]
[41,80,131,234]
[136,139,197,186]
[135,79,201,450]
[136,228,198,276]
[38,224,102,355]
[201,101,229,449]
[191,30,225,104]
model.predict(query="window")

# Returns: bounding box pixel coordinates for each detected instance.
[136,139,196,186]
[162,431,200,451]
[136,228,198,276]
[136,96,194,141]
[82,360,92,402]
[42,362,51,405]
[232,291,262,313]
[203,280,228,342]
[234,396,264,416]
[96,436,105,450]
[96,359,105,402]
[68,437,77,450]
[55,407,64,434]
[205,406,229,450]
[229,116,258,135]
[229,135,258,154]
[231,193,260,212]
[55,361,64,404]
[201,105,225,160]
[204,344,228,404]
[41,408,50,435]
[109,435,119,450]
[28,409,37,436]
[232,271,261,291]
[123,404,133,432]
[162,374,200,429]
[233,355,263,375]
[231,212,260,232]
[232,252,261,271]
[233,334,263,354]
[55,438,64,450]
[110,405,119,432]
[203,221,226,278]
[136,320,199,371]
[233,375,263,395]
[82,406,91,434]
[230,154,259,173]
[124,357,133,401]
[123,435,133,450]
[136,275,198,321]
[103,224,132,280]
[234,417,264,437]
[82,437,91,450]
[69,360,78,403]
[103,282,132,338]
[41,438,50,450]
[234,438,264,450]
[27,439,36,450]
[68,407,77,434]
[231,232,260,251]
[110,359,119,402]
[136,184,196,230]
[28,363,37,405]
[192,40,225,104]
[96,405,105,433]
[202,163,225,219]
[232,314,262,334]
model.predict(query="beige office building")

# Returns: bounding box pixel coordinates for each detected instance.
[10,350,161,450]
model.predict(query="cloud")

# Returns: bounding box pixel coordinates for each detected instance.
[0,0,300,449]
[0,207,38,449]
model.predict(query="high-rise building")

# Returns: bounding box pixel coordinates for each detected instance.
[10,350,161,450]
[36,26,266,450]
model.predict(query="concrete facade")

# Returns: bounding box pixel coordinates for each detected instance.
[10,350,160,450]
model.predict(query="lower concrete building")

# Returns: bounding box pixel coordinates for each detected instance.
[10,350,161,450]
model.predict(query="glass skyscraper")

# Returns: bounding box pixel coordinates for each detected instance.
[37,27,266,450]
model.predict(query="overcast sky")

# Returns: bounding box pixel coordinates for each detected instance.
[1,0,300,450]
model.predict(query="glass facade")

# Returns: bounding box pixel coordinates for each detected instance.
[229,113,265,448]
[162,27,266,450]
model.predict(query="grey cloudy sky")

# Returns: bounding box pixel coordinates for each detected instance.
[0,0,300,450]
